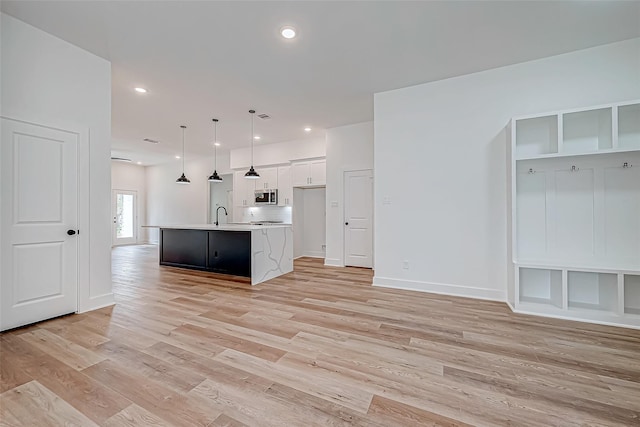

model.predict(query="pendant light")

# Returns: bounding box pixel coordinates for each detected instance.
[208,118,223,183]
[244,109,260,179]
[176,125,190,184]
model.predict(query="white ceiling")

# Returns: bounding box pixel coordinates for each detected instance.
[2,1,639,165]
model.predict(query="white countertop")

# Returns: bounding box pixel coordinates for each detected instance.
[144,224,291,231]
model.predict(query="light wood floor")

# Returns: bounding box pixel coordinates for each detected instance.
[2,245,640,426]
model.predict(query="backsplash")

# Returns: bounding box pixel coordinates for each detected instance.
[237,206,292,224]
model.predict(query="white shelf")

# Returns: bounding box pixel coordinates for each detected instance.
[515,261,640,275]
[515,147,639,161]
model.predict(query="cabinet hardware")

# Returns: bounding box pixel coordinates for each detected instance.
[570,165,579,172]
[623,162,632,168]
[67,229,77,236]
[528,168,535,174]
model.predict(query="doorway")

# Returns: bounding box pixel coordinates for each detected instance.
[344,170,373,268]
[112,190,137,246]
[293,187,326,259]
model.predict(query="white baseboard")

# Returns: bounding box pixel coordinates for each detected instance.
[324,258,344,267]
[373,276,505,302]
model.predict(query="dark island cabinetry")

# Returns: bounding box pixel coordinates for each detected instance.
[160,228,251,277]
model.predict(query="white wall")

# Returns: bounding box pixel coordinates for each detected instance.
[325,122,374,266]
[237,206,292,224]
[230,137,325,169]
[210,173,233,224]
[111,161,147,243]
[145,152,231,243]
[1,13,113,311]
[374,38,640,301]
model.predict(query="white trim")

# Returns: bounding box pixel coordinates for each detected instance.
[324,258,344,267]
[373,276,506,302]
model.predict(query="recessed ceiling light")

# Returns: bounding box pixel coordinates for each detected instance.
[175,155,181,159]
[304,127,311,132]
[254,136,261,140]
[214,142,221,147]
[280,26,296,39]
[134,87,147,93]
[136,161,142,165]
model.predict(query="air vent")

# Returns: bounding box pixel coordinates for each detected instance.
[111,157,132,162]
[143,138,159,144]
[257,113,271,120]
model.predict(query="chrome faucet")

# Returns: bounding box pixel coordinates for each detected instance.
[215,206,228,226]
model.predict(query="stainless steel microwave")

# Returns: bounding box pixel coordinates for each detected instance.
[255,189,278,205]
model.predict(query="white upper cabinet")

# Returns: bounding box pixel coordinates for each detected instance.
[255,167,278,190]
[277,166,292,206]
[233,171,256,207]
[292,159,326,187]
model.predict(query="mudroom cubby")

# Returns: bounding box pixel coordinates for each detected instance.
[508,100,640,328]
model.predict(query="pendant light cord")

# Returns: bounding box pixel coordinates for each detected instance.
[181,125,186,173]
[249,109,255,166]
[213,119,218,170]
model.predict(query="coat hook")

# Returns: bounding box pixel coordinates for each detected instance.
[623,162,632,169]
[528,168,535,174]
[570,165,579,172]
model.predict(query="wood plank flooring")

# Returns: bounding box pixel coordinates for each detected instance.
[2,244,640,426]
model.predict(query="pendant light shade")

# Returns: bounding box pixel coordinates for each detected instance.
[176,125,190,184]
[208,118,223,183]
[245,109,260,179]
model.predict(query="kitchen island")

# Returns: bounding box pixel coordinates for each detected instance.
[156,224,293,285]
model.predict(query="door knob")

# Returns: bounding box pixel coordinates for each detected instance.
[67,229,76,236]
[345,222,349,226]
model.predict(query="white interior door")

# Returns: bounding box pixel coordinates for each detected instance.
[1,118,78,331]
[112,190,137,246]
[344,170,373,268]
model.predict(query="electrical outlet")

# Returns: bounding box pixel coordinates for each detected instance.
[402,260,409,270]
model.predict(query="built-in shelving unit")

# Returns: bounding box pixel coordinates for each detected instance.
[508,100,640,329]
